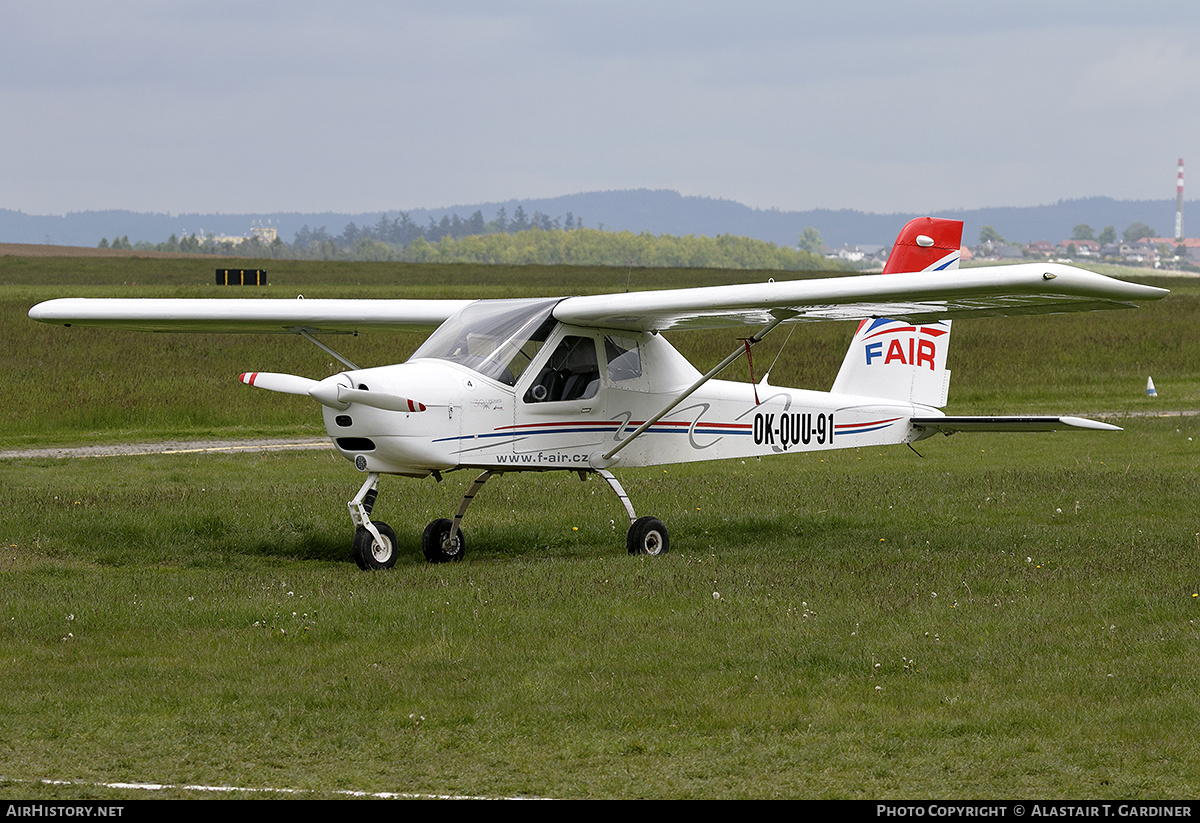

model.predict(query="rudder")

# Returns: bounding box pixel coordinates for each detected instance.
[881,217,963,275]
[830,218,962,407]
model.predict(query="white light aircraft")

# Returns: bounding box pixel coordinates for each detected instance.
[29,218,1168,569]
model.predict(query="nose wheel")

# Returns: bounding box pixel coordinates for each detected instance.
[353,522,398,570]
[347,473,400,570]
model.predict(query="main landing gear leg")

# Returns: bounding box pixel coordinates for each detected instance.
[348,472,398,570]
[595,469,669,557]
[423,470,494,563]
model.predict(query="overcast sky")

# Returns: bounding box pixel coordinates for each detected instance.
[3,1,1199,217]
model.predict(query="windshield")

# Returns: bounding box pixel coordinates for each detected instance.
[409,298,560,385]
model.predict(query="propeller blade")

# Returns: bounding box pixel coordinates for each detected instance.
[336,387,428,413]
[239,372,318,396]
[305,376,428,412]
[244,372,429,413]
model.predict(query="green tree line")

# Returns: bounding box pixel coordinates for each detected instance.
[103,225,839,271]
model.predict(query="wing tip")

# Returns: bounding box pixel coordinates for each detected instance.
[1058,416,1122,432]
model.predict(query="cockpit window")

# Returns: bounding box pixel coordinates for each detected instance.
[604,335,643,381]
[524,335,600,403]
[409,298,559,385]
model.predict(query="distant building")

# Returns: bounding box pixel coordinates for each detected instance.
[972,240,1024,260]
[826,243,887,265]
[1143,236,1200,265]
[1117,242,1152,264]
[209,221,278,247]
[1056,239,1100,257]
[251,223,278,244]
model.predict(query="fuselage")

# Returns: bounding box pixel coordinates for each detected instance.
[322,300,937,476]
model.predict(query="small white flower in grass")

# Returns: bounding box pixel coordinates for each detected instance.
[712,591,720,600]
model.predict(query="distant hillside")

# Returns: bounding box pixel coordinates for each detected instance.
[1,191,1191,250]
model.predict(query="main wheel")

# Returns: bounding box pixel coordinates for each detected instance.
[627,516,669,556]
[352,521,398,570]
[422,518,466,563]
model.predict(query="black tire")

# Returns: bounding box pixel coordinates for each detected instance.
[627,516,669,556]
[422,518,466,563]
[352,522,398,570]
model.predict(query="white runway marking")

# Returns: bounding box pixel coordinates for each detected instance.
[5,775,549,800]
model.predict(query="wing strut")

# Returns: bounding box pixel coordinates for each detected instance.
[592,314,791,468]
[297,330,360,370]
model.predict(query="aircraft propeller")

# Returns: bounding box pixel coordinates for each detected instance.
[240,372,428,412]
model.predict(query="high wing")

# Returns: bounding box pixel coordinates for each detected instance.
[27,297,474,333]
[552,263,1167,332]
[28,263,1165,335]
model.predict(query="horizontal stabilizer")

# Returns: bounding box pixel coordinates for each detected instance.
[911,415,1121,433]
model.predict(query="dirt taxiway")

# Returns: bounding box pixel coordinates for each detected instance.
[0,438,332,460]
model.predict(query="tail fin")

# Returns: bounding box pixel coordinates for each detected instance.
[830,218,963,407]
[880,216,963,274]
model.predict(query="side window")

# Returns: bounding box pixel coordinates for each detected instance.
[604,336,642,382]
[523,336,601,403]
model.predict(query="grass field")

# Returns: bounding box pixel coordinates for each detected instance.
[2,255,1198,799]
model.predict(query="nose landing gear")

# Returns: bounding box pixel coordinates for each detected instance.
[347,473,398,570]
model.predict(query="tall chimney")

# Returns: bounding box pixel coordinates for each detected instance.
[1175,158,1184,241]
